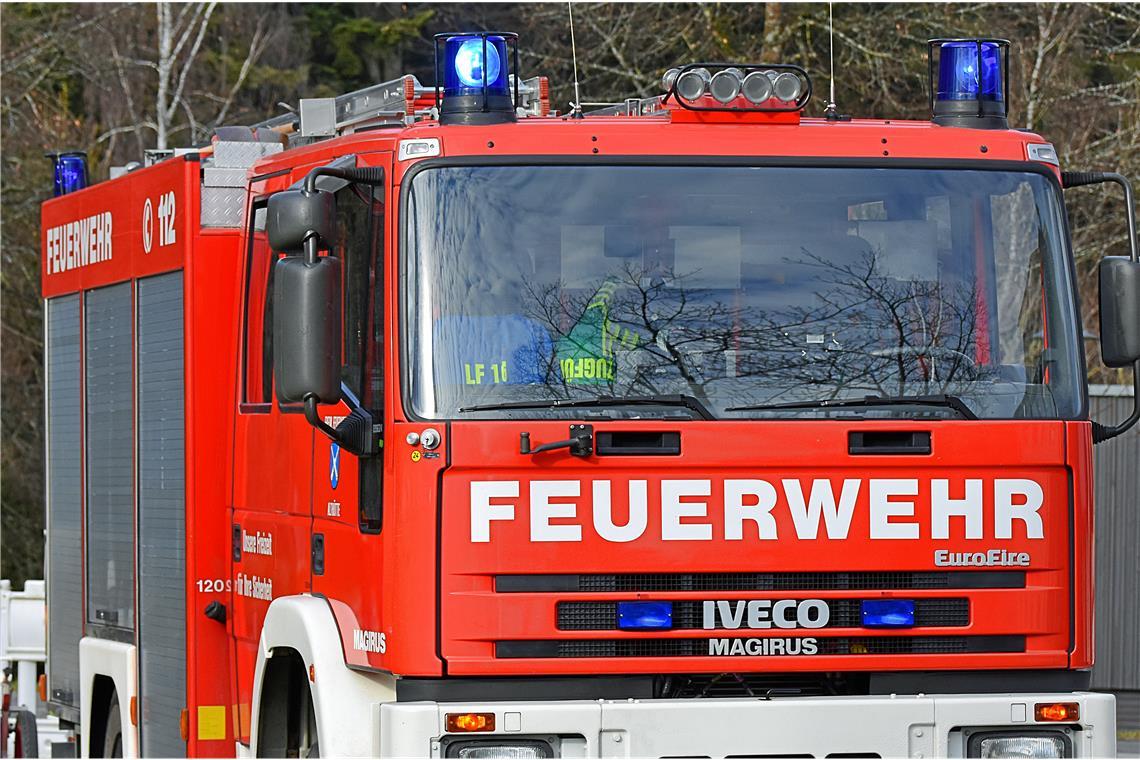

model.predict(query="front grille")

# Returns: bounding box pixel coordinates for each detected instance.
[557,599,969,630]
[496,635,1025,659]
[497,571,1024,593]
[661,673,846,698]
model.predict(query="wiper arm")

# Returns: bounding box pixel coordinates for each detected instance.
[459,394,716,420]
[726,393,978,420]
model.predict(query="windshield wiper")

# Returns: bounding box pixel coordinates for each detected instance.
[726,393,978,420]
[459,394,716,420]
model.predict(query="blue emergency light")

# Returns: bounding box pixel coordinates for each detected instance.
[617,601,673,630]
[447,36,507,93]
[47,151,89,197]
[937,41,1003,101]
[861,599,916,629]
[928,38,1009,129]
[435,31,519,126]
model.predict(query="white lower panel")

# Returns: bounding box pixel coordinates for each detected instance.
[79,637,137,759]
[379,691,1116,758]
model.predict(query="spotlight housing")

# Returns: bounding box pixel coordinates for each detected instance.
[662,62,812,113]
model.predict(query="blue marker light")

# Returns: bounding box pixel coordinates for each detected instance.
[443,35,509,97]
[617,601,673,630]
[861,599,916,629]
[50,151,89,197]
[937,41,1003,102]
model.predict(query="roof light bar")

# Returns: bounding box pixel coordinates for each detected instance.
[927,38,1010,129]
[663,62,812,113]
[434,31,520,126]
[46,151,88,197]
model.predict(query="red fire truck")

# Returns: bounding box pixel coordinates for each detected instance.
[39,32,1140,759]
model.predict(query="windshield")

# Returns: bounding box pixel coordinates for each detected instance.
[404,164,1082,420]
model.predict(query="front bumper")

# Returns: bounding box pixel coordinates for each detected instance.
[378,691,1116,757]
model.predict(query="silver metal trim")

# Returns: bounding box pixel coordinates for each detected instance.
[399,139,442,162]
[1027,143,1059,166]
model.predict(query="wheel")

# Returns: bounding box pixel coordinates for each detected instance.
[103,697,123,758]
[256,652,318,758]
[12,707,39,757]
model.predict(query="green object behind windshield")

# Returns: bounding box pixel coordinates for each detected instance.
[555,280,640,385]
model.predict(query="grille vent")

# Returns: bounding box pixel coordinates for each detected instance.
[557,599,969,630]
[496,635,1024,659]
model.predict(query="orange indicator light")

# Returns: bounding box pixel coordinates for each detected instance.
[446,712,496,732]
[1035,702,1079,722]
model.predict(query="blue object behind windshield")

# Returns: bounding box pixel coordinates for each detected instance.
[433,315,552,386]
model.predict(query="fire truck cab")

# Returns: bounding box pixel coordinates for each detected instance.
[40,33,1140,758]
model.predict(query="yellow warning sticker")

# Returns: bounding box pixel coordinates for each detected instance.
[197,705,226,741]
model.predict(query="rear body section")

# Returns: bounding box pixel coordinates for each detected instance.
[41,154,243,756]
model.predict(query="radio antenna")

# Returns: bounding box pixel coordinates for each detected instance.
[568,2,584,118]
[823,2,845,121]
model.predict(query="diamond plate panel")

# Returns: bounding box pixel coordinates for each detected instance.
[200,186,246,228]
[211,141,282,168]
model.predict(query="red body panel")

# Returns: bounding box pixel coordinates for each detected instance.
[439,420,1074,674]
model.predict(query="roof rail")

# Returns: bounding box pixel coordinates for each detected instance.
[587,95,666,117]
[253,75,429,136]
[252,74,552,138]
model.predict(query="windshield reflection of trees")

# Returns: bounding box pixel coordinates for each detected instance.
[518,244,993,412]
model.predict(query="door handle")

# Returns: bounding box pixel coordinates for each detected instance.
[848,430,931,455]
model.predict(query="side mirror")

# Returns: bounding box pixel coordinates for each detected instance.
[266,189,335,254]
[273,253,342,405]
[1099,256,1140,367]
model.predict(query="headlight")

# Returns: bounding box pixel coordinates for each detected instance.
[444,738,555,759]
[968,731,1071,758]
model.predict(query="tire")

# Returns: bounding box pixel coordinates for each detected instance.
[103,698,123,759]
[302,694,318,759]
[13,707,39,757]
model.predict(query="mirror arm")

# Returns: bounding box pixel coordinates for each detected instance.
[303,234,319,266]
[303,387,382,458]
[1092,361,1140,444]
[1061,171,1138,262]
[304,395,342,441]
[304,165,386,194]
[1064,171,1140,442]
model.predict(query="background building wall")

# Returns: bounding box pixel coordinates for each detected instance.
[1089,385,1139,752]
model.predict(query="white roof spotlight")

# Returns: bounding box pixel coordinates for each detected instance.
[675,67,711,101]
[709,67,744,104]
[773,71,803,102]
[741,71,774,104]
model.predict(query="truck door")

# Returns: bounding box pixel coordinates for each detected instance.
[309,154,391,652]
[231,194,316,744]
